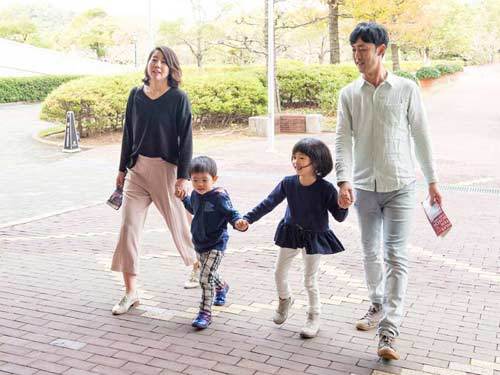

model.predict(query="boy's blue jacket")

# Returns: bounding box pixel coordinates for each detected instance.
[182,187,241,253]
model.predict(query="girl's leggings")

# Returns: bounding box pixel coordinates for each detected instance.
[274,247,322,314]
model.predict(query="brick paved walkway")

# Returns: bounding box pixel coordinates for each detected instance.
[1,65,499,375]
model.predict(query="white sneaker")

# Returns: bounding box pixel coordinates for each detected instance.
[300,313,320,338]
[112,292,140,315]
[184,268,200,289]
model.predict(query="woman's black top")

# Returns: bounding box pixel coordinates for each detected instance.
[119,86,193,179]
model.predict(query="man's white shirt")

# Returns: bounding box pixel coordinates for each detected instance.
[335,72,438,192]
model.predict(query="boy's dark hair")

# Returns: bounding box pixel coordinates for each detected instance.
[143,46,182,88]
[349,22,389,47]
[292,138,333,178]
[188,156,217,177]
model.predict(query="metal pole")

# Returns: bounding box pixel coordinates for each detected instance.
[266,0,275,151]
[148,0,154,50]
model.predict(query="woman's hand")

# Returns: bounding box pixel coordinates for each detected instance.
[175,178,188,199]
[116,171,126,189]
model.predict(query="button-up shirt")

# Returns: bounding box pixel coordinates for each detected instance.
[335,72,438,192]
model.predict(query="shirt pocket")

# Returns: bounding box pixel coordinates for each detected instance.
[381,101,403,126]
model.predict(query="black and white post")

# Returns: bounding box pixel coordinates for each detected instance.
[63,111,80,153]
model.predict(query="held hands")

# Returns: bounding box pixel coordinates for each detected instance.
[338,182,354,209]
[116,171,126,189]
[428,182,442,205]
[175,178,188,200]
[235,219,249,232]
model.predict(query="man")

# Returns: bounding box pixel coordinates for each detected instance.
[335,22,442,360]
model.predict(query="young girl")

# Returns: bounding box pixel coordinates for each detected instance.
[240,138,348,338]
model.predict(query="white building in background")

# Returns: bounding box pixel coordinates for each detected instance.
[0,38,134,77]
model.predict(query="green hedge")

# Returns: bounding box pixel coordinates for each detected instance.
[184,72,267,128]
[41,72,267,135]
[394,70,419,85]
[41,74,139,136]
[433,63,463,75]
[416,67,441,80]
[0,75,81,103]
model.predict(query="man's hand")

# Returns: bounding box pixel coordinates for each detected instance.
[338,181,354,209]
[235,219,249,232]
[175,178,188,199]
[428,182,442,205]
[116,171,126,189]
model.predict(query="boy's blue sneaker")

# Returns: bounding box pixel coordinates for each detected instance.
[192,310,212,329]
[214,283,230,306]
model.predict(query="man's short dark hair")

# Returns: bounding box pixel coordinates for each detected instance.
[188,156,217,177]
[349,22,389,47]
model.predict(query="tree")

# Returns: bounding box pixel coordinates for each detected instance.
[0,18,37,43]
[157,0,228,68]
[344,0,427,71]
[67,9,117,59]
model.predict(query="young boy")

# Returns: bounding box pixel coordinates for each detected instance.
[181,156,247,329]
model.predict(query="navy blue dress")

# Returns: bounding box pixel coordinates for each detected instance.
[182,188,241,253]
[244,175,348,255]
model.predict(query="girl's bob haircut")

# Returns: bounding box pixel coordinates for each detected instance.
[292,138,333,178]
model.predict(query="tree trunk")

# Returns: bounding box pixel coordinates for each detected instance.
[423,47,430,66]
[328,1,340,64]
[196,34,203,68]
[391,43,400,71]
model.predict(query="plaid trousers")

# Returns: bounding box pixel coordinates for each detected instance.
[198,249,225,313]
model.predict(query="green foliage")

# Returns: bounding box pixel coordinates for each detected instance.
[274,63,358,115]
[41,71,267,134]
[41,74,140,136]
[433,63,463,75]
[0,75,80,103]
[394,70,419,85]
[0,18,37,42]
[184,73,267,127]
[415,67,441,80]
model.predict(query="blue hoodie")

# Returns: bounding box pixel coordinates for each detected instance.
[182,187,241,253]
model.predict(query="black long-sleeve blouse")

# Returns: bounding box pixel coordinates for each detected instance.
[119,86,193,179]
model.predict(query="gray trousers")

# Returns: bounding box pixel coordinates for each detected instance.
[355,182,416,337]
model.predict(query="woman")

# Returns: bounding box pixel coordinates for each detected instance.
[111,46,198,315]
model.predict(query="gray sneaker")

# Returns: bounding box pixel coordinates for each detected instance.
[355,303,382,331]
[378,333,400,360]
[273,296,294,325]
[300,313,320,338]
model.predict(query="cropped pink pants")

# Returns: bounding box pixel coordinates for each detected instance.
[111,155,196,275]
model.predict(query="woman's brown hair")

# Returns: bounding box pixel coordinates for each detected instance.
[143,46,182,88]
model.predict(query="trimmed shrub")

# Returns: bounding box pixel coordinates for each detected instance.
[416,67,441,80]
[394,70,420,85]
[0,75,80,103]
[184,72,267,128]
[433,63,463,75]
[41,72,267,135]
[41,74,140,136]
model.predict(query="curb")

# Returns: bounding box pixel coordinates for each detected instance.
[32,130,93,150]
